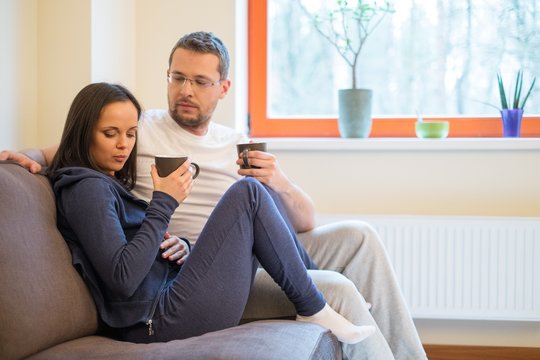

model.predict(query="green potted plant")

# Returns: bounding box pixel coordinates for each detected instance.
[496,70,536,137]
[297,0,394,137]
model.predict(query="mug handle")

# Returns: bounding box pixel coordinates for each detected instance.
[241,148,250,168]
[190,163,200,179]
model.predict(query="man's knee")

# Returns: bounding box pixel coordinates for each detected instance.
[309,270,363,301]
[332,220,378,241]
[304,220,385,251]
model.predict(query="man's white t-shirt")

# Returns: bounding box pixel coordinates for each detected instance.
[133,109,247,243]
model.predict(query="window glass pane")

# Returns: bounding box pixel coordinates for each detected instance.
[268,0,539,117]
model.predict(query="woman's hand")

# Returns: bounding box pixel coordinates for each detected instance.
[150,160,194,204]
[160,232,190,265]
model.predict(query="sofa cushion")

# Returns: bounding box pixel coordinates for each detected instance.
[26,320,341,360]
[0,162,98,360]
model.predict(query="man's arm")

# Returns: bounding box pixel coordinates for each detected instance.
[0,144,58,173]
[273,179,316,233]
[236,151,316,233]
[42,145,58,166]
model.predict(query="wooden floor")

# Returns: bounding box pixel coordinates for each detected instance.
[424,345,540,360]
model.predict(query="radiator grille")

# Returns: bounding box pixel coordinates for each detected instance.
[321,216,540,320]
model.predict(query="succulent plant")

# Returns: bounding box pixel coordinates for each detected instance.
[497,70,536,110]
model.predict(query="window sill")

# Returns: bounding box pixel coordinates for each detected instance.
[254,137,540,152]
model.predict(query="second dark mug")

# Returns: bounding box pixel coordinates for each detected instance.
[155,155,200,179]
[236,142,267,169]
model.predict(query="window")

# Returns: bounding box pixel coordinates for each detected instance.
[248,0,540,137]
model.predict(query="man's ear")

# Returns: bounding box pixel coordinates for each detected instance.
[219,79,231,99]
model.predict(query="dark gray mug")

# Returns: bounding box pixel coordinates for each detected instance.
[155,155,200,178]
[236,142,267,169]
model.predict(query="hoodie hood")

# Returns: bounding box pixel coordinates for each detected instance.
[50,167,143,206]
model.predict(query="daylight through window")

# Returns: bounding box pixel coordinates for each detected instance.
[267,0,540,118]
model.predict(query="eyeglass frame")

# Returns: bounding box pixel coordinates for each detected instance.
[167,71,223,90]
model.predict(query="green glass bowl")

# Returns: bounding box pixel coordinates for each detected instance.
[415,120,450,138]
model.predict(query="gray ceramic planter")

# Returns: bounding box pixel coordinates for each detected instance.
[338,89,373,138]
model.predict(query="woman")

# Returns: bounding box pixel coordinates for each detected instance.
[48,82,375,344]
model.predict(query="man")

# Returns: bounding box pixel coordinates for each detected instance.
[1,32,426,359]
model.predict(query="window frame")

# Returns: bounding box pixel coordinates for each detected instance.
[247,0,540,138]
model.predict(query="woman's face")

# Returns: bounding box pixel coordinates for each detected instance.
[90,101,138,176]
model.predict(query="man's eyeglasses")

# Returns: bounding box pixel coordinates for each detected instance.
[167,72,222,90]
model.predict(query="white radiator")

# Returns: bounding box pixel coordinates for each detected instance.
[317,215,540,321]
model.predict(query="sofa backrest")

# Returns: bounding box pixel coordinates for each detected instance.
[0,162,98,360]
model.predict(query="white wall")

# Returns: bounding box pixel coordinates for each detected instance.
[267,140,540,217]
[1,0,538,348]
[0,0,38,149]
[91,0,136,89]
[37,0,92,147]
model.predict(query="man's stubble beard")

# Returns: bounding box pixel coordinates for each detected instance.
[169,110,210,128]
[169,107,211,132]
[169,102,212,134]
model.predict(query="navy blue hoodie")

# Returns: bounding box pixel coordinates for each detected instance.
[50,167,178,328]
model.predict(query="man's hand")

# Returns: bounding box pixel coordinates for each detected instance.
[236,150,290,193]
[0,151,42,173]
[160,232,190,265]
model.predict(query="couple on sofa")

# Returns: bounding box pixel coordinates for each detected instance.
[0,32,426,359]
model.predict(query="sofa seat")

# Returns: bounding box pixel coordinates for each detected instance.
[26,321,339,360]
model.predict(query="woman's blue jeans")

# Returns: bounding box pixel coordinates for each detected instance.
[123,177,324,342]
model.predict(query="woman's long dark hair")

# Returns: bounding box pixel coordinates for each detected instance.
[48,82,142,189]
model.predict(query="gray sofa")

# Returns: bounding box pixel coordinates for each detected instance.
[0,161,341,360]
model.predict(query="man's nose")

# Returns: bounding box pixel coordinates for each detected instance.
[179,78,194,96]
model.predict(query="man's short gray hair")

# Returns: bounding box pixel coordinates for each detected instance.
[169,31,230,80]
